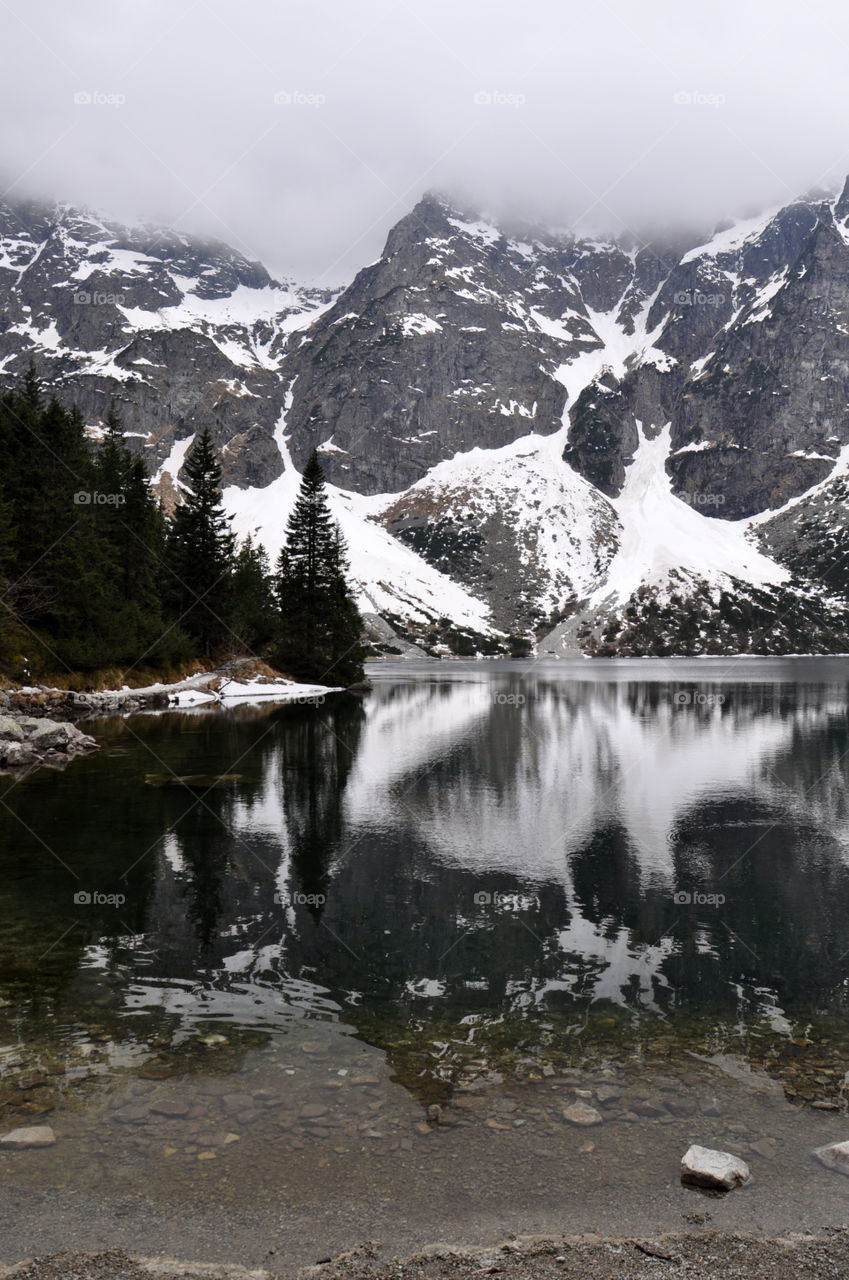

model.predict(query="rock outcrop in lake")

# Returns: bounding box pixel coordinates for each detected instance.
[0,712,98,771]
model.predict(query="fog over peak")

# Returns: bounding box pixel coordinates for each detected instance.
[3,0,849,284]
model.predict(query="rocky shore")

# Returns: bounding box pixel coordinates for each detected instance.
[0,686,169,722]
[0,685,169,773]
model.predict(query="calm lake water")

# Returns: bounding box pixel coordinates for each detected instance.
[3,657,849,1264]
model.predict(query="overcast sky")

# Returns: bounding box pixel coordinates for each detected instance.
[3,0,849,284]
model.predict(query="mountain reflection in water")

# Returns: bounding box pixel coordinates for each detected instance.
[2,658,849,1095]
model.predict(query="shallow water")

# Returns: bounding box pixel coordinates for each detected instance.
[3,657,849,1263]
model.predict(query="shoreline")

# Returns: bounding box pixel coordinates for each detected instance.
[0,661,350,773]
[4,1228,849,1280]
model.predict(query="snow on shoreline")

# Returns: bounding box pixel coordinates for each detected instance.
[142,674,343,709]
[167,675,340,706]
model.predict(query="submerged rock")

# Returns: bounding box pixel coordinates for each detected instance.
[144,773,244,789]
[0,1124,56,1148]
[563,1101,603,1127]
[594,1085,622,1105]
[681,1144,751,1190]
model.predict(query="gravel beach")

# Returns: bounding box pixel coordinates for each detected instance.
[5,1230,849,1280]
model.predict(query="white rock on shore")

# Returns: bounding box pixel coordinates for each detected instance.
[813,1140,849,1175]
[681,1144,751,1190]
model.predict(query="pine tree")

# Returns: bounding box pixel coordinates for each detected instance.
[230,536,276,651]
[0,371,188,675]
[273,451,364,685]
[164,427,236,657]
[0,485,17,661]
[93,407,182,667]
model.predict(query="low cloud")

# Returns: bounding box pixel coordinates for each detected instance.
[2,0,848,282]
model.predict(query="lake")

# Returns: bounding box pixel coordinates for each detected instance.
[2,657,849,1266]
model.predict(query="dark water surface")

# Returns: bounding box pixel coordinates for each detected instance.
[3,657,849,1265]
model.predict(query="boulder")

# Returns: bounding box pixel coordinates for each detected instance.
[0,716,24,742]
[28,720,77,751]
[813,1140,849,1176]
[0,741,38,768]
[681,1144,751,1190]
[0,1125,56,1148]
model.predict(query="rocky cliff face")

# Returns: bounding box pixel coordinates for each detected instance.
[5,185,849,655]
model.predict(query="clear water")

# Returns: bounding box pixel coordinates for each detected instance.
[3,657,849,1262]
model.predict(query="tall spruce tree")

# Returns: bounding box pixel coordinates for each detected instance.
[273,451,364,685]
[165,427,236,657]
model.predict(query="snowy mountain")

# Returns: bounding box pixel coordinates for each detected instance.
[0,198,334,488]
[4,186,849,655]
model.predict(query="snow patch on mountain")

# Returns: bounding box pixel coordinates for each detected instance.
[589,424,788,608]
[155,433,196,487]
[680,206,785,265]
